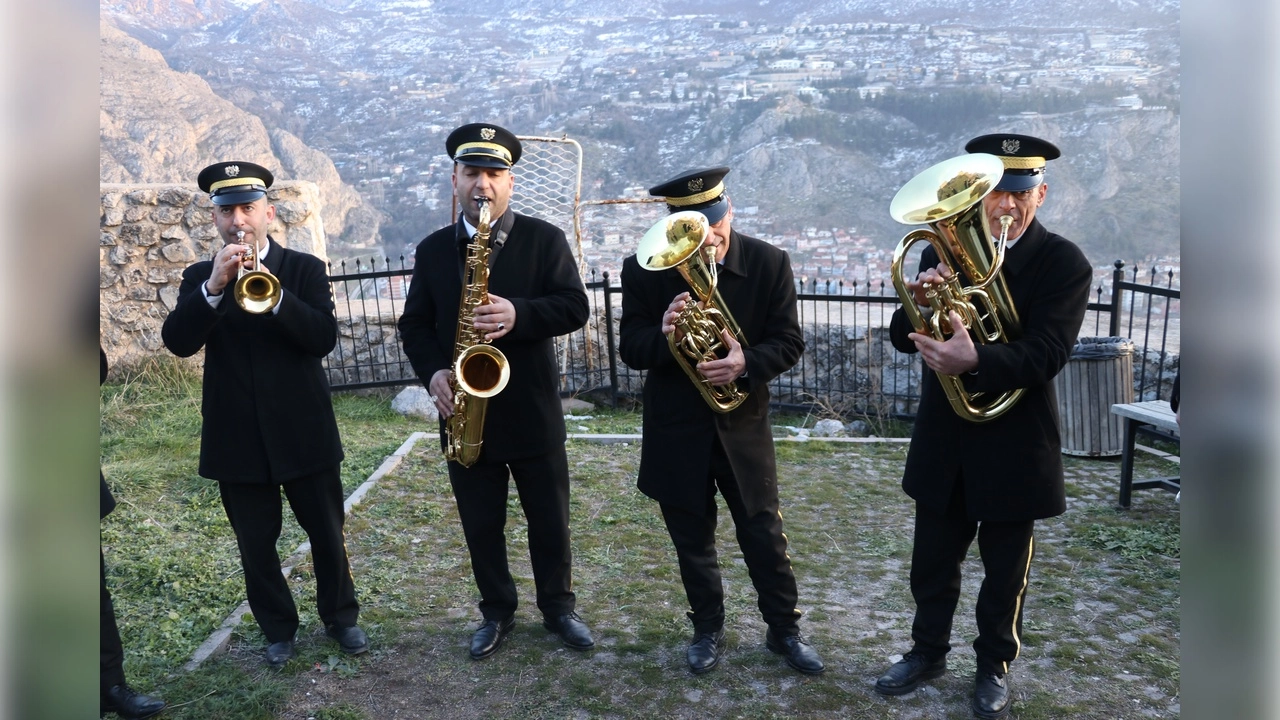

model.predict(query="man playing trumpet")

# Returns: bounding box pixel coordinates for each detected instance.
[162,161,368,667]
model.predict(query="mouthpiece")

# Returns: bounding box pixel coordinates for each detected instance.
[999,215,1013,231]
[236,230,246,242]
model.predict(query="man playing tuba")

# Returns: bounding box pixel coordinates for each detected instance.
[619,166,824,676]
[876,134,1093,719]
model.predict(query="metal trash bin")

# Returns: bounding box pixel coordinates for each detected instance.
[1053,336,1135,457]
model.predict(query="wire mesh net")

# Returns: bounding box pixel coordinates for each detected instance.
[511,135,583,259]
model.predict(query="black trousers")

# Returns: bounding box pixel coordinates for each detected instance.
[218,466,358,643]
[448,451,576,621]
[659,437,801,635]
[101,550,126,694]
[908,479,1036,674]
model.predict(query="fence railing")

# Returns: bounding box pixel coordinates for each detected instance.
[324,258,1180,417]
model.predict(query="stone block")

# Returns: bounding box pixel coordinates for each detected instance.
[159,187,197,206]
[563,397,596,414]
[102,206,125,227]
[392,385,439,421]
[100,283,127,304]
[161,242,197,263]
[108,245,135,266]
[122,223,160,247]
[189,223,220,242]
[274,200,310,224]
[100,266,119,289]
[160,225,189,242]
[159,285,181,311]
[126,188,159,205]
[811,418,847,437]
[153,205,185,225]
[100,229,117,246]
[127,284,156,301]
[124,205,153,223]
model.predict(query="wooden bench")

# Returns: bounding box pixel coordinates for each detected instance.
[1109,400,1180,509]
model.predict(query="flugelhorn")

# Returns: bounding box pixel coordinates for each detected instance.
[889,153,1022,422]
[233,230,282,314]
[638,210,748,413]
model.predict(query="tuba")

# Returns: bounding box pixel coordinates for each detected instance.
[638,210,749,413]
[445,198,511,467]
[233,230,283,314]
[889,153,1022,423]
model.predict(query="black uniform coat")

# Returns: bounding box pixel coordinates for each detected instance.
[101,346,117,519]
[161,237,343,483]
[889,218,1091,521]
[398,212,589,463]
[620,230,803,517]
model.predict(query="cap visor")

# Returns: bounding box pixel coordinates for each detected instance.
[698,198,729,225]
[211,189,267,205]
[456,157,511,169]
[993,173,1043,193]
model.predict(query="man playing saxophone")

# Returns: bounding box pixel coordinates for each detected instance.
[619,167,824,676]
[398,123,594,660]
[876,134,1093,719]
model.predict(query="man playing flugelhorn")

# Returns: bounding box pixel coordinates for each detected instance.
[619,166,824,676]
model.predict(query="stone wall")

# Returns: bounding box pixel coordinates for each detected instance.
[99,181,328,372]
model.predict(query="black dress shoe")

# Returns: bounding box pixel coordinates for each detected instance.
[265,640,295,667]
[470,616,515,660]
[874,651,947,695]
[326,624,370,654]
[543,611,595,650]
[972,671,1012,719]
[687,628,725,674]
[102,683,166,719]
[765,627,825,675]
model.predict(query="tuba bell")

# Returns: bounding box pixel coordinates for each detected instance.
[637,210,748,413]
[233,230,283,314]
[889,153,1022,423]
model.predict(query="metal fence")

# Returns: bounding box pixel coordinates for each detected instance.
[327,132,1179,413]
[323,257,1181,418]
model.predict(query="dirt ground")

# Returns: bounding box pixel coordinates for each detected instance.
[240,438,1179,720]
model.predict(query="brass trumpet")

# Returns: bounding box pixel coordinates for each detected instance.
[233,230,282,314]
[889,153,1022,422]
[638,210,748,413]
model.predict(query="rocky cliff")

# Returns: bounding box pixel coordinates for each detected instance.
[99,19,380,250]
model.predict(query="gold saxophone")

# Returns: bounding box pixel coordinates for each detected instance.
[889,153,1022,423]
[637,210,749,413]
[445,198,511,466]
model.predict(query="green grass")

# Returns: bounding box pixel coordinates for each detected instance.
[101,362,1180,718]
